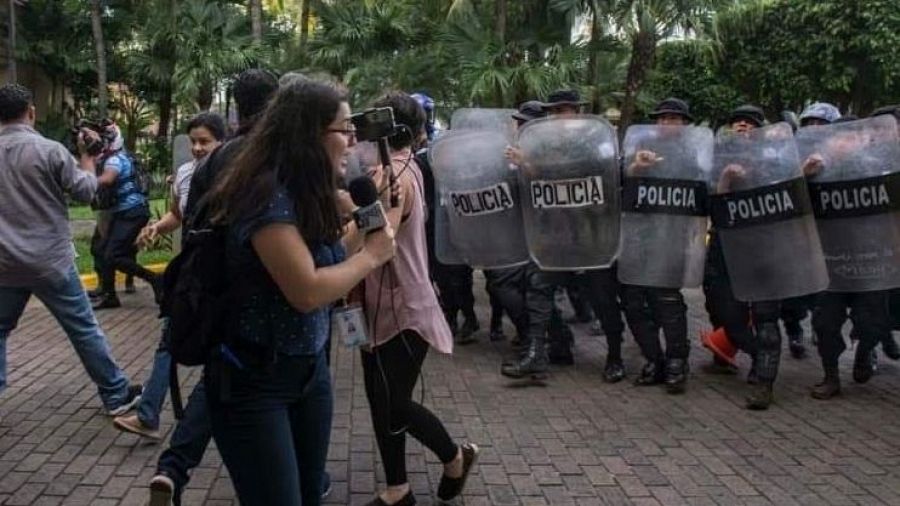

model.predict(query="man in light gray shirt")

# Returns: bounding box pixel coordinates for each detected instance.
[0,83,142,415]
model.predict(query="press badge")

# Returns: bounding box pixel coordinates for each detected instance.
[332,303,368,348]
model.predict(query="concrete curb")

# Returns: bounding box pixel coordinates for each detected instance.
[79,263,168,290]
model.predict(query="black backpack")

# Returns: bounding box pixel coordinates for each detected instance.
[160,203,233,367]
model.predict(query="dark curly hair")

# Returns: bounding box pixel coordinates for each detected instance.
[0,84,33,123]
[374,91,425,151]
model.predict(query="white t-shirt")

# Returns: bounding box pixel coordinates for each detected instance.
[174,160,196,217]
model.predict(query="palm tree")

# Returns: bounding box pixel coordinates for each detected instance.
[248,0,262,43]
[89,0,108,116]
[611,0,721,130]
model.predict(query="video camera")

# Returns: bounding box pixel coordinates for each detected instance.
[70,118,114,156]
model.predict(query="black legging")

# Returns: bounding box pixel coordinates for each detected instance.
[361,331,458,486]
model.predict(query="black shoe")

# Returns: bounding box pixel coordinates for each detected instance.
[603,358,625,383]
[664,358,688,394]
[788,333,806,359]
[501,342,548,379]
[745,383,774,410]
[87,288,104,299]
[811,374,841,400]
[882,334,900,360]
[589,320,604,336]
[853,345,875,384]
[437,442,479,501]
[92,294,121,310]
[634,361,664,386]
[364,491,416,506]
[149,471,175,506]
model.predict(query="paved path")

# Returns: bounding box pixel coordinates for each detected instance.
[3,284,900,505]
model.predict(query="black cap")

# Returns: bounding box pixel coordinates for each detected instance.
[728,105,765,127]
[870,105,900,119]
[512,100,546,122]
[541,89,588,110]
[648,97,693,122]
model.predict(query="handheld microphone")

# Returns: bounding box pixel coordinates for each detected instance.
[348,176,388,233]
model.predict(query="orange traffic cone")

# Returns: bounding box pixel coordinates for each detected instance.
[701,327,737,366]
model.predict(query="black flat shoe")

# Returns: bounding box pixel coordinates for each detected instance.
[364,491,416,506]
[437,443,479,501]
[603,358,625,383]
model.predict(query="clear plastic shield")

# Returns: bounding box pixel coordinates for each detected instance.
[517,115,620,270]
[796,115,900,291]
[619,125,713,288]
[451,108,517,140]
[172,134,192,174]
[429,130,529,269]
[710,122,829,301]
[434,192,466,265]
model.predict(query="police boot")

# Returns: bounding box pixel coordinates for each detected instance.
[853,344,876,384]
[745,382,774,410]
[501,334,548,379]
[664,358,688,394]
[603,356,625,383]
[634,360,665,386]
[788,332,806,359]
[882,334,900,360]
[811,367,841,400]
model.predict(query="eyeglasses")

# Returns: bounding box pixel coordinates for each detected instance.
[327,128,357,139]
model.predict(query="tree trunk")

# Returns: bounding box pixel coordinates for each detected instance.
[618,30,657,134]
[7,0,16,83]
[495,0,507,45]
[89,0,108,117]
[249,0,263,43]
[197,80,214,111]
[157,84,173,141]
[588,8,601,114]
[300,0,311,50]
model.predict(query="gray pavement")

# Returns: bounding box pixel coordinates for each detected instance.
[3,284,900,505]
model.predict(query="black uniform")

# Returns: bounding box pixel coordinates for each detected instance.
[812,291,891,380]
[703,231,782,383]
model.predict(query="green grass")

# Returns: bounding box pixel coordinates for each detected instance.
[73,235,174,275]
[68,198,168,221]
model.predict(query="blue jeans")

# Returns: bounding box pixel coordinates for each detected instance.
[206,349,332,506]
[0,265,131,408]
[158,381,212,506]
[137,321,172,429]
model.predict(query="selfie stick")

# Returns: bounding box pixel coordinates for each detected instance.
[376,137,399,208]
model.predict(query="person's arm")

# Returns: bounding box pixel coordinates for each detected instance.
[53,144,98,204]
[136,211,182,247]
[717,164,745,193]
[252,223,395,313]
[96,159,119,186]
[801,154,824,177]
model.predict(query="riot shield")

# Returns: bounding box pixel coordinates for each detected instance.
[434,192,466,265]
[450,108,517,140]
[619,125,713,288]
[517,115,620,270]
[429,130,529,269]
[796,115,900,291]
[710,122,829,301]
[172,134,192,174]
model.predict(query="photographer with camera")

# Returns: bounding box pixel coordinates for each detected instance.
[0,83,142,413]
[89,120,161,309]
[359,92,478,506]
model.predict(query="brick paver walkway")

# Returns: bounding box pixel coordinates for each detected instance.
[3,284,900,505]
